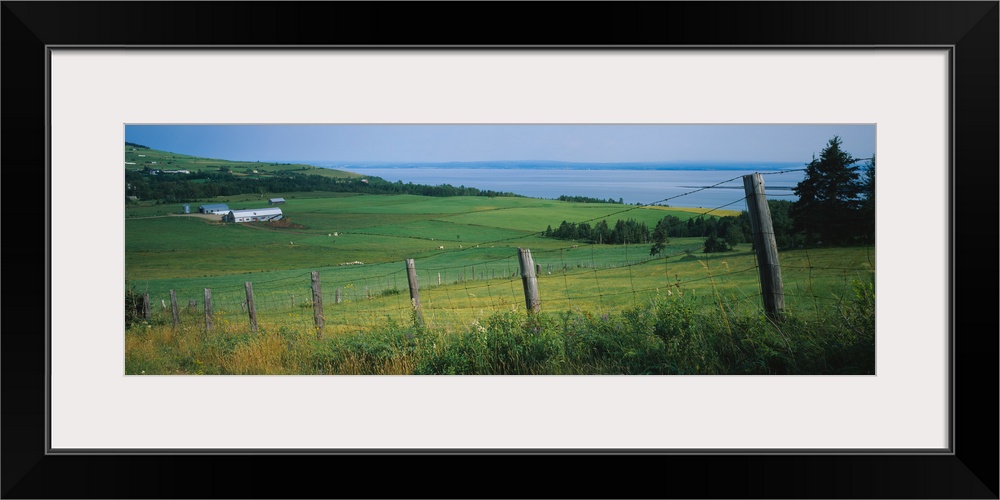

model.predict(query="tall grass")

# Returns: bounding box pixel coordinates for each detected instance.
[125,278,875,375]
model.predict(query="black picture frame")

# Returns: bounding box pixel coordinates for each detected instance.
[3,2,997,498]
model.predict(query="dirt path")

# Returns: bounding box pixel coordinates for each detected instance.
[170,213,225,221]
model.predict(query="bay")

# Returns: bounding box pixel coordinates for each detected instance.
[320,166,805,209]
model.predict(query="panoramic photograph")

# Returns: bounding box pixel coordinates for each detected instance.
[124,124,876,375]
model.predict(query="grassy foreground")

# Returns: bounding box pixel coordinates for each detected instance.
[124,189,875,375]
[125,277,874,375]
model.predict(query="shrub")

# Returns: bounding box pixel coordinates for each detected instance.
[703,234,732,253]
[415,311,564,374]
[125,279,143,329]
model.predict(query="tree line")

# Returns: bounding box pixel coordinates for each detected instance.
[125,169,523,203]
[545,218,652,245]
[555,195,626,205]
[544,213,752,254]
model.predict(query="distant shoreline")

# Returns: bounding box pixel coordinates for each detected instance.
[309,160,804,172]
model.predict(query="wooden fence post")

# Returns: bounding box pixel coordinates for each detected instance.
[204,288,213,331]
[291,293,295,308]
[335,287,341,304]
[743,173,785,318]
[245,282,258,332]
[169,290,180,327]
[405,259,424,326]
[311,271,324,339]
[141,293,151,321]
[517,248,541,314]
[438,272,441,286]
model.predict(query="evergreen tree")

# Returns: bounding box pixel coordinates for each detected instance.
[858,155,876,244]
[649,219,670,256]
[791,136,864,245]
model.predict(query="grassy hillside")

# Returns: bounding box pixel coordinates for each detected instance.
[125,143,360,179]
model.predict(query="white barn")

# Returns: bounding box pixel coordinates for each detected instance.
[199,203,230,214]
[225,208,283,223]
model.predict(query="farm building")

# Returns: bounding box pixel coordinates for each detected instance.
[198,203,230,214]
[224,208,283,223]
[268,198,285,205]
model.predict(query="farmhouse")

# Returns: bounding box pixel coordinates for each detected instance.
[268,198,285,205]
[224,208,283,223]
[198,203,230,214]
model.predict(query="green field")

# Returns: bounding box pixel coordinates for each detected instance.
[126,194,744,279]
[126,192,873,342]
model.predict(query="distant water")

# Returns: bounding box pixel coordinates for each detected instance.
[313,164,805,209]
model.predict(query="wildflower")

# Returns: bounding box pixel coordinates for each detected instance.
[471,319,487,334]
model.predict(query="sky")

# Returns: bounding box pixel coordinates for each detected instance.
[125,124,876,165]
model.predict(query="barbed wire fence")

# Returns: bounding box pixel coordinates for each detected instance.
[129,170,875,336]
